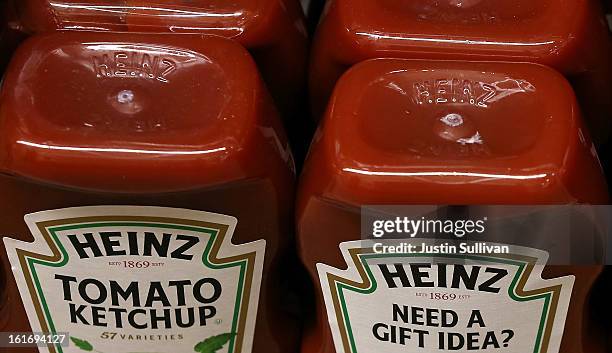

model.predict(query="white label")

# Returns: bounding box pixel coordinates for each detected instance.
[4,206,266,353]
[318,240,574,353]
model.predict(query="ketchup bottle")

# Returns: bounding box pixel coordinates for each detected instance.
[309,0,612,145]
[15,0,309,120]
[0,32,298,353]
[298,59,609,353]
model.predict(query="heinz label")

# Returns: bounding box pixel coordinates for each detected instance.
[318,240,573,353]
[4,206,265,353]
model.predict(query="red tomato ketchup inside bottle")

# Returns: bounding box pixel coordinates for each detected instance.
[309,0,612,144]
[16,0,308,119]
[0,32,298,353]
[297,59,609,353]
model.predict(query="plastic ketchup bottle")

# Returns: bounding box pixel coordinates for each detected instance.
[298,59,609,353]
[0,31,298,353]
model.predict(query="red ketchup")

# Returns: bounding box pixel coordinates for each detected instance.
[309,0,612,144]
[16,0,309,118]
